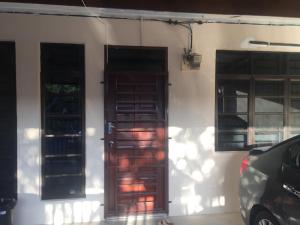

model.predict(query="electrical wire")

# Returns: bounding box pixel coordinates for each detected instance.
[166,20,197,52]
[80,0,109,63]
[80,0,105,26]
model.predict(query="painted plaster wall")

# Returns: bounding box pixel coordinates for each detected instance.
[0,12,299,225]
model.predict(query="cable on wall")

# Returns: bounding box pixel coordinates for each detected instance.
[167,19,202,55]
[166,19,203,70]
[81,0,109,63]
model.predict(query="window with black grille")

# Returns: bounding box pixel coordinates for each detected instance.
[216,50,300,151]
[0,42,17,200]
[41,43,85,200]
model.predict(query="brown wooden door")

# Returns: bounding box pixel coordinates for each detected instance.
[104,71,168,217]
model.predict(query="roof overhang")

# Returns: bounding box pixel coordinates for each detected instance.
[1,2,300,26]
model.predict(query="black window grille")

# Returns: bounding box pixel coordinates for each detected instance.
[41,43,85,199]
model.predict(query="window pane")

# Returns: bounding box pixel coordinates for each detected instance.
[252,53,284,75]
[218,115,248,130]
[107,47,166,72]
[218,133,247,150]
[255,114,283,129]
[255,81,284,96]
[43,175,85,199]
[44,157,83,176]
[291,99,300,112]
[255,132,283,143]
[287,54,300,75]
[45,118,82,134]
[218,80,249,96]
[44,137,82,156]
[218,97,248,113]
[46,84,81,114]
[42,44,84,71]
[289,132,300,138]
[290,82,300,96]
[216,51,250,74]
[290,113,300,128]
[255,98,284,113]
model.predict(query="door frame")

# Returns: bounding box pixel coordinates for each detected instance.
[103,45,169,218]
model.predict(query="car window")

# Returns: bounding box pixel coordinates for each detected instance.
[288,142,300,169]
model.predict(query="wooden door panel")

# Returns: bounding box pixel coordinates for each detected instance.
[115,140,162,149]
[116,113,159,121]
[105,72,167,217]
[116,130,157,140]
[115,167,165,213]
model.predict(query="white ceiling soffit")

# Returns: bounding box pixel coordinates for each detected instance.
[1,2,300,26]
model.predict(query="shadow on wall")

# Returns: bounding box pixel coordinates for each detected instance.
[15,127,104,225]
[14,194,103,225]
[168,126,245,216]
[15,127,244,224]
[14,14,111,225]
[12,17,249,225]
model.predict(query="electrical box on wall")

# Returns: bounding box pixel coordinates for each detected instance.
[181,51,202,71]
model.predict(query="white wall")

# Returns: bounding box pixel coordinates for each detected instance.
[1,12,300,225]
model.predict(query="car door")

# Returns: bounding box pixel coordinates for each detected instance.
[281,142,300,225]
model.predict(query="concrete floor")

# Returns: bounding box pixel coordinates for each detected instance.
[77,212,244,225]
[168,213,243,225]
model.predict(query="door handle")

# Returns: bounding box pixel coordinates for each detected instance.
[109,140,114,148]
[283,184,300,198]
[107,122,115,134]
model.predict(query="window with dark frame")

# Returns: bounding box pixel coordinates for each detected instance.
[0,42,17,200]
[41,43,85,200]
[216,51,300,151]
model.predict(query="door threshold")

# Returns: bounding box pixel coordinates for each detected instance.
[105,213,168,222]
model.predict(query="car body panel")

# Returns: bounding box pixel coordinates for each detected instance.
[281,146,300,225]
[239,136,300,225]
